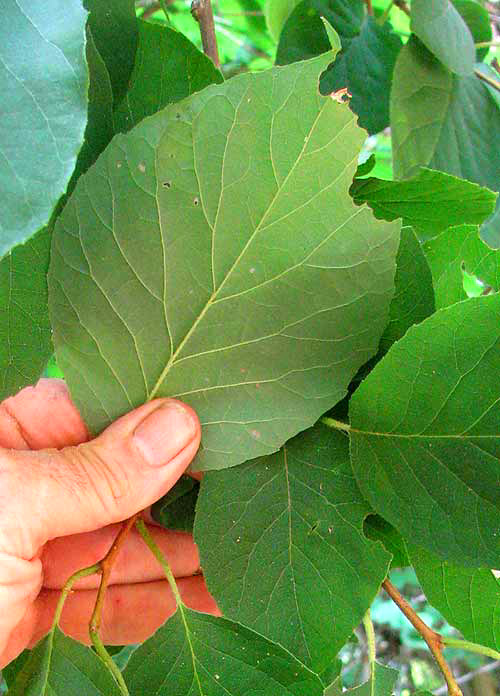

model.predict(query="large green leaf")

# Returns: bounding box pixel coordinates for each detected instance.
[9,627,121,695]
[276,0,402,134]
[350,295,500,567]
[423,224,500,308]
[83,0,138,105]
[390,38,500,245]
[379,226,435,353]
[113,22,223,134]
[0,228,52,401]
[0,0,87,258]
[351,169,496,239]
[409,544,500,651]
[195,423,391,673]
[49,54,400,471]
[411,0,475,75]
[123,607,323,695]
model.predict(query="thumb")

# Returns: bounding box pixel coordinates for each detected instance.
[0,399,200,559]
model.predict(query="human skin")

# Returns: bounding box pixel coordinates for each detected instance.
[0,378,218,667]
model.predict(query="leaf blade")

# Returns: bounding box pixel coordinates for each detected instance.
[49,55,400,471]
[195,423,391,673]
[350,295,500,567]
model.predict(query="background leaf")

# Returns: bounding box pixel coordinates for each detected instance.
[350,169,496,239]
[49,54,399,471]
[411,0,475,75]
[423,224,500,309]
[123,607,323,695]
[113,22,223,134]
[350,295,500,567]
[379,226,435,353]
[9,627,121,696]
[409,543,500,652]
[344,662,398,694]
[390,38,500,246]
[0,0,87,258]
[0,228,52,401]
[276,0,402,134]
[83,0,138,105]
[452,0,492,61]
[195,423,391,674]
[265,0,303,41]
[151,474,199,532]
[364,515,411,568]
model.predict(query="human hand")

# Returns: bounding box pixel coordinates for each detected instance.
[0,379,218,667]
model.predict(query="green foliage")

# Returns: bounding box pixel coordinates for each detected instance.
[409,544,500,652]
[276,0,402,134]
[113,22,223,133]
[123,608,324,695]
[0,228,52,400]
[0,0,88,258]
[195,424,391,673]
[49,51,399,470]
[2,1,500,693]
[391,36,500,245]
[350,295,500,567]
[423,224,500,308]
[411,0,475,75]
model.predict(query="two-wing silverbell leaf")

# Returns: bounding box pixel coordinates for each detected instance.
[350,295,500,567]
[9,627,121,696]
[195,423,391,674]
[49,52,400,472]
[123,608,324,695]
[0,0,87,258]
[408,543,500,651]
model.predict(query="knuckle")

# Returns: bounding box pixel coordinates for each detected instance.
[58,443,133,519]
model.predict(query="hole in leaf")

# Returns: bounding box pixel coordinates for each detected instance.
[194,197,199,206]
[163,181,171,188]
[461,262,489,297]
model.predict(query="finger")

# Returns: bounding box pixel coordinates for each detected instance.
[0,379,89,450]
[41,524,200,589]
[0,398,201,560]
[39,576,219,646]
[0,576,219,667]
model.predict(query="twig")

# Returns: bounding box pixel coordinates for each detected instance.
[433,660,500,695]
[474,67,500,92]
[364,0,374,15]
[191,0,220,68]
[442,636,500,661]
[362,609,376,668]
[382,579,463,696]
[88,513,141,696]
[321,416,351,433]
[394,0,411,16]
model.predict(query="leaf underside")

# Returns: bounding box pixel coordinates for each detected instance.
[49,54,399,472]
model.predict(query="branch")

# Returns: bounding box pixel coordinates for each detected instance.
[364,0,374,15]
[321,416,351,433]
[382,579,463,696]
[434,660,500,696]
[191,0,220,68]
[394,0,410,16]
[474,67,500,92]
[88,513,141,696]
